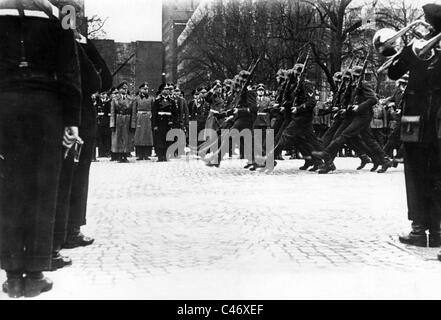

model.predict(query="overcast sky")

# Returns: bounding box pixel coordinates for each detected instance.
[85,0,163,42]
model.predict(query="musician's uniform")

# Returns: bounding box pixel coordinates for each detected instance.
[152,95,179,161]
[0,6,81,273]
[389,43,441,243]
[54,38,111,251]
[134,94,155,160]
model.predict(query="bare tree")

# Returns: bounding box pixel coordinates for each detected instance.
[87,14,108,39]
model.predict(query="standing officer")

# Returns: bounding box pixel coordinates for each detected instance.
[96,91,112,158]
[110,81,137,163]
[249,83,273,170]
[0,0,81,298]
[388,2,441,249]
[134,82,155,160]
[152,84,179,162]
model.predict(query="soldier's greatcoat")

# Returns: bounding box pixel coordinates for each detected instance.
[111,94,137,153]
[134,94,155,147]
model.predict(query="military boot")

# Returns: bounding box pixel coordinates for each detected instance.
[399,223,427,247]
[357,154,372,170]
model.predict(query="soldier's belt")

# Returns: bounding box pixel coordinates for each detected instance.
[98,112,105,116]
[158,112,172,116]
[209,109,220,114]
[258,112,269,116]
[138,111,151,114]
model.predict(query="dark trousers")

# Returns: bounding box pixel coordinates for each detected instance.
[275,119,323,160]
[404,143,441,232]
[136,146,152,159]
[96,123,111,157]
[0,91,63,272]
[384,123,402,158]
[371,128,385,147]
[67,104,97,231]
[326,113,386,164]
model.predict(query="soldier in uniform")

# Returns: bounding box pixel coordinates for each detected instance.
[206,71,257,167]
[313,66,393,174]
[0,0,81,298]
[152,84,179,162]
[249,83,273,170]
[387,2,441,249]
[134,82,155,160]
[203,80,226,151]
[110,81,137,163]
[265,64,324,171]
[96,91,112,158]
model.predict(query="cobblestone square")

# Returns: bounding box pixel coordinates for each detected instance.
[3,156,441,300]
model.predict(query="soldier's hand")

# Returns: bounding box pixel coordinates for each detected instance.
[63,126,79,149]
[332,107,339,113]
[154,126,159,131]
[291,107,297,114]
[233,108,239,114]
[352,105,359,112]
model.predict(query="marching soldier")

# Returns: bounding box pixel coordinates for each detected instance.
[313,66,392,174]
[204,80,226,147]
[387,2,441,249]
[206,71,257,167]
[265,64,324,172]
[152,84,179,162]
[110,81,137,163]
[134,82,155,160]
[0,0,81,298]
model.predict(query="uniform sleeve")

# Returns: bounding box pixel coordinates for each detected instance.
[296,83,316,115]
[357,82,378,113]
[388,45,415,80]
[57,29,81,127]
[131,99,137,129]
[78,43,101,96]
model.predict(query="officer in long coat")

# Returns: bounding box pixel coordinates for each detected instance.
[152,84,179,162]
[0,0,81,298]
[388,2,441,249]
[111,81,137,163]
[134,82,155,160]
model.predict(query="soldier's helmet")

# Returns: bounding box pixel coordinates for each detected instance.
[257,83,265,91]
[333,72,343,82]
[139,82,149,89]
[164,83,174,90]
[212,80,222,89]
[293,64,305,73]
[238,70,251,83]
[342,69,353,80]
[223,79,233,88]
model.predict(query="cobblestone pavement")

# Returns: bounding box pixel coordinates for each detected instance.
[2,156,441,300]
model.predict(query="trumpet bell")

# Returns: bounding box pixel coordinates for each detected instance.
[412,39,436,61]
[373,28,403,57]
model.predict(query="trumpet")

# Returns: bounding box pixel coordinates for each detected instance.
[373,20,433,72]
[411,32,441,61]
